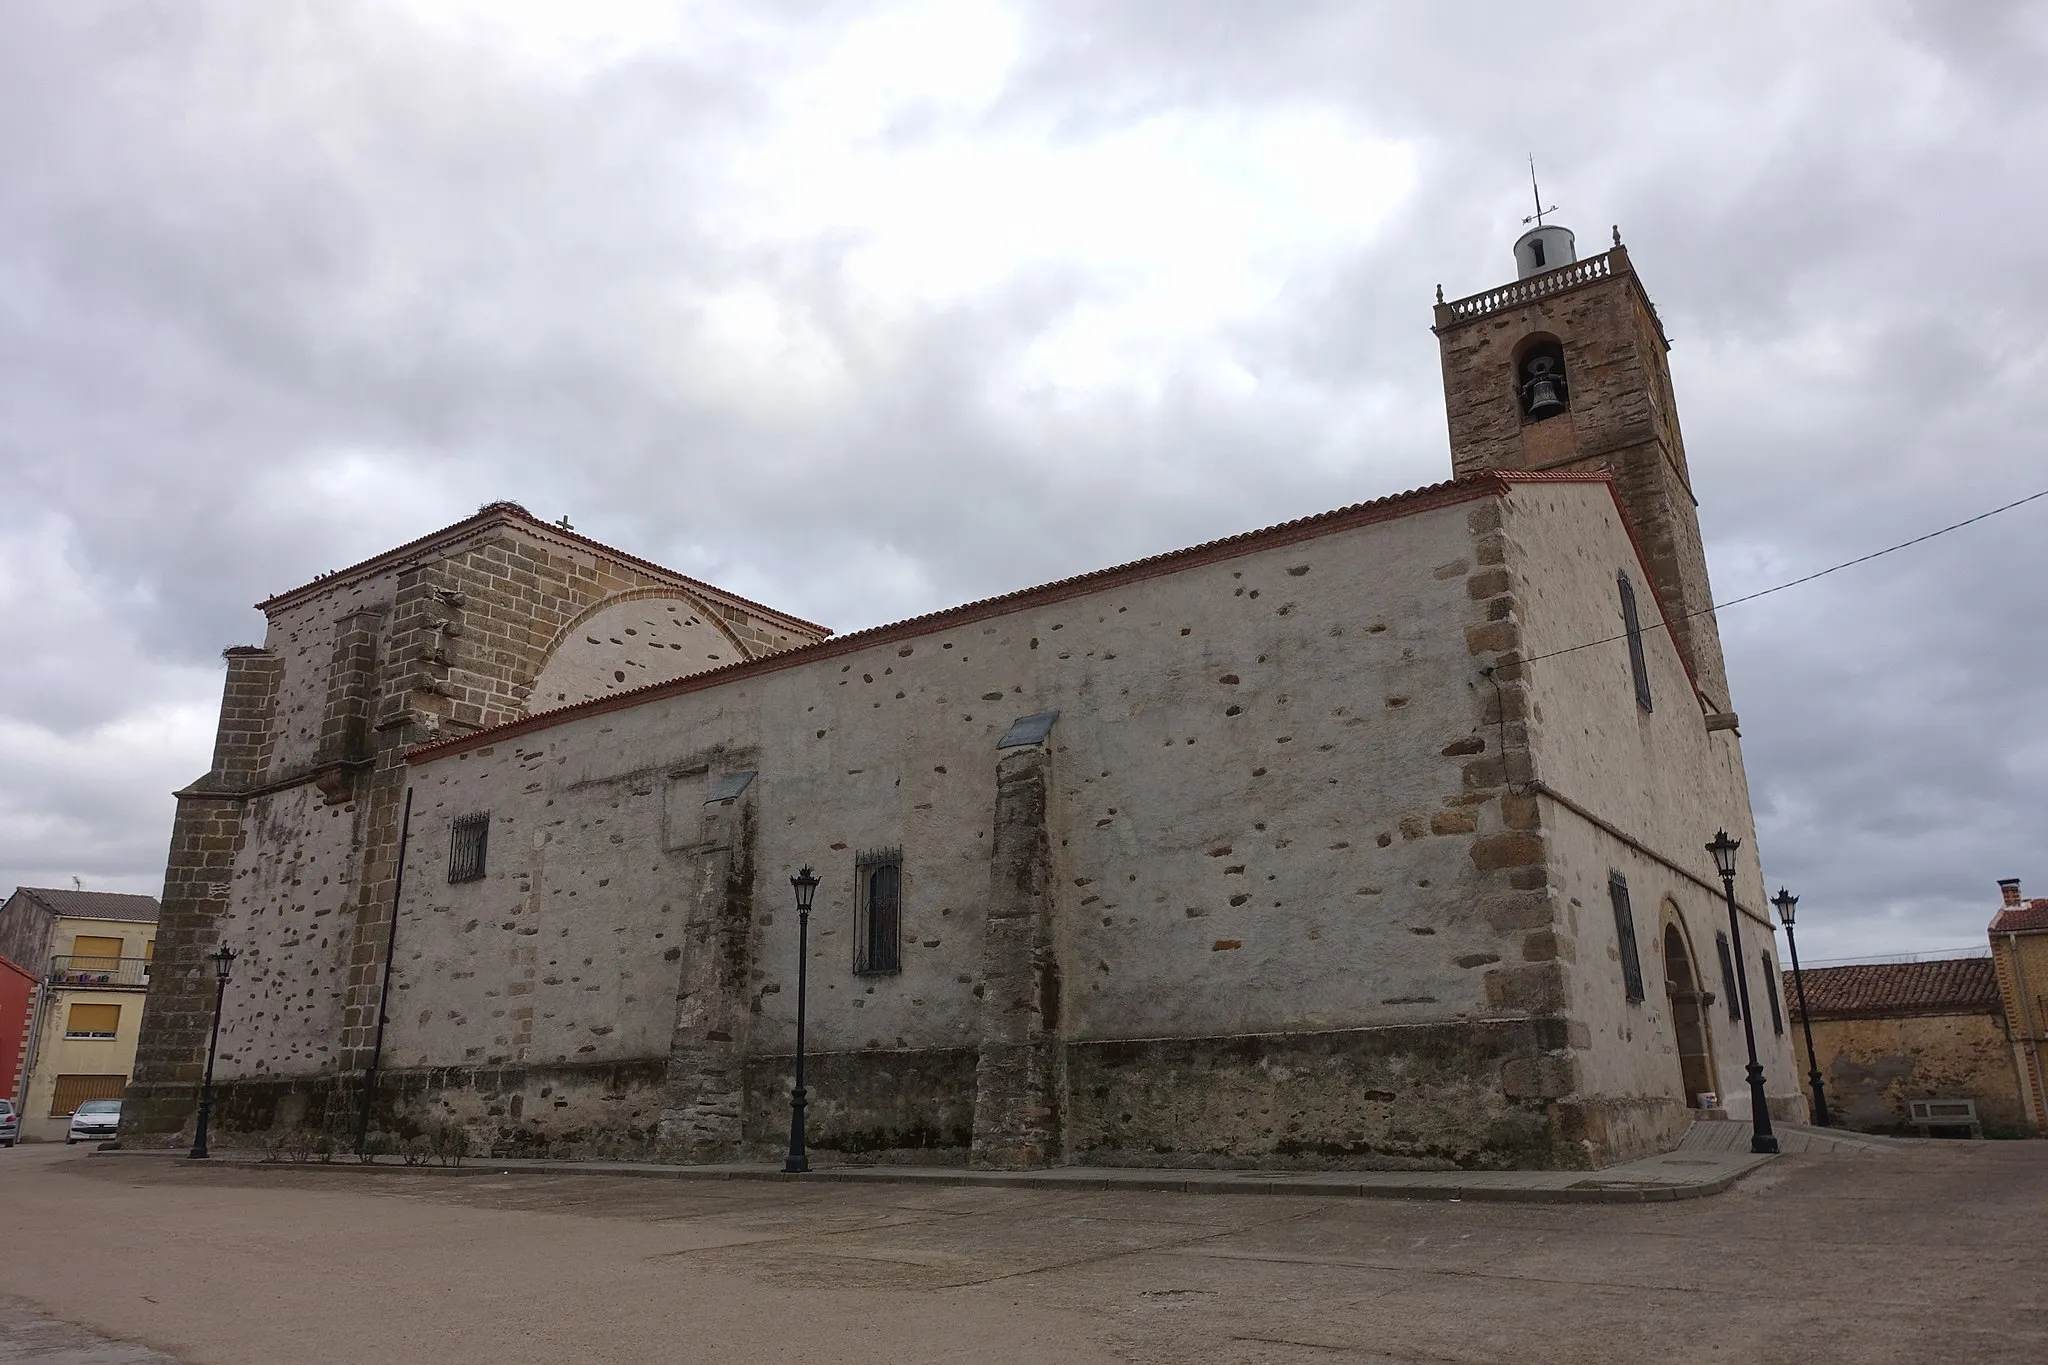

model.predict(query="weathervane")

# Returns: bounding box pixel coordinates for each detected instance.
[1523,156,1558,228]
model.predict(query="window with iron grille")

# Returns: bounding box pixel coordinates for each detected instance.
[1609,872,1645,1003]
[448,811,490,884]
[1715,932,1742,1021]
[855,849,902,975]
[1618,572,1652,712]
[1762,953,1786,1034]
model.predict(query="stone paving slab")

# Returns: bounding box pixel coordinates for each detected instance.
[92,1143,1773,1204]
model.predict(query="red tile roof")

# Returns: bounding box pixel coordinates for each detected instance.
[406,470,1640,764]
[6,888,162,924]
[1786,957,1999,1022]
[1991,899,2048,934]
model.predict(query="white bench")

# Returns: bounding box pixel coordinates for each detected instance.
[1907,1098,1982,1139]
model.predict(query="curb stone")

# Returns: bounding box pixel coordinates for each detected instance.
[87,1148,1774,1205]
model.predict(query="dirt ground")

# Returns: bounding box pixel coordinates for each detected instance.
[1,1139,2040,1364]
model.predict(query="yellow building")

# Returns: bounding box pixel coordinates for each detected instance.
[1786,955,2026,1137]
[0,888,160,1142]
[1990,879,2048,1135]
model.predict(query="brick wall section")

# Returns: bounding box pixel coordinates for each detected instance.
[125,648,282,1142]
[1436,247,1731,709]
[314,610,384,774]
[0,894,56,979]
[121,797,247,1143]
[213,647,282,784]
[968,740,1065,1169]
[383,530,800,739]
[0,955,35,1103]
[1988,929,2048,1134]
[332,760,411,1074]
[657,795,761,1161]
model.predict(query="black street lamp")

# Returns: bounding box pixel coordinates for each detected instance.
[783,866,819,1175]
[1773,888,1832,1128]
[189,944,238,1160]
[1707,831,1778,1155]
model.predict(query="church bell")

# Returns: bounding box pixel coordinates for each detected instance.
[1522,355,1566,417]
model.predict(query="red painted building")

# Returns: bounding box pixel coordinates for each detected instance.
[0,953,37,1104]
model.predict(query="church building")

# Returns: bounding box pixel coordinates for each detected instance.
[123,222,1804,1170]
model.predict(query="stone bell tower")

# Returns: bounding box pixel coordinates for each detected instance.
[1433,218,1731,710]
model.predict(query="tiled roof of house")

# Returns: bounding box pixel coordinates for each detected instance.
[1786,957,1999,1022]
[1990,899,2048,934]
[9,888,162,924]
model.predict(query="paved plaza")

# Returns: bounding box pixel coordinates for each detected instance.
[1,1138,2040,1364]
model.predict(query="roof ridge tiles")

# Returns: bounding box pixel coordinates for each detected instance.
[1786,956,1999,1020]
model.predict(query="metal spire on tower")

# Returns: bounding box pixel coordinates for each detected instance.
[1523,156,1558,228]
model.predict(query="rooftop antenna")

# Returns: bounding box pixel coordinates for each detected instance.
[71,875,84,891]
[1523,156,1558,228]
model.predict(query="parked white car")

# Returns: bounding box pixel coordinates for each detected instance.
[66,1099,121,1144]
[0,1098,18,1146]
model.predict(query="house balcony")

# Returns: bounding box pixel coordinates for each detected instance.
[47,956,152,989]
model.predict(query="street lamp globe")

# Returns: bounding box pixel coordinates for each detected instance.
[1772,888,1798,927]
[212,945,238,983]
[1706,830,1741,881]
[790,866,819,913]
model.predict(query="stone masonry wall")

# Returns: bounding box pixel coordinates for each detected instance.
[1502,482,1799,1155]
[369,481,1647,1168]
[1436,248,1731,709]
[124,507,826,1147]
[1805,1011,2028,1137]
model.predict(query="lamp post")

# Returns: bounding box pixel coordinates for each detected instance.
[1707,831,1778,1155]
[1773,888,1831,1127]
[783,866,819,1175]
[189,944,238,1160]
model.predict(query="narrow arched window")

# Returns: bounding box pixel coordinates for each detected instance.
[1619,572,1652,712]
[1609,872,1645,1003]
[856,850,902,975]
[1715,932,1742,1022]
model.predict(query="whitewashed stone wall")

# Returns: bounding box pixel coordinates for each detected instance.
[1505,482,1801,1152]
[384,484,1641,1167]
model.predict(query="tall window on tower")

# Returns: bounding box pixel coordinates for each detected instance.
[855,849,903,975]
[1516,337,1570,422]
[1618,572,1653,712]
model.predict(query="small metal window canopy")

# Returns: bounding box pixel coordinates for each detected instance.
[1619,572,1653,712]
[704,771,757,805]
[448,811,490,884]
[855,848,902,975]
[997,711,1059,749]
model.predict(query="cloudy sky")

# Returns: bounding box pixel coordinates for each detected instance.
[2,0,2041,961]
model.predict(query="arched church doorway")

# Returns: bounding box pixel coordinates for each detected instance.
[1664,918,1715,1108]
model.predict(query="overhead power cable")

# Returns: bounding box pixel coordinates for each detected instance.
[1518,485,2048,668]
